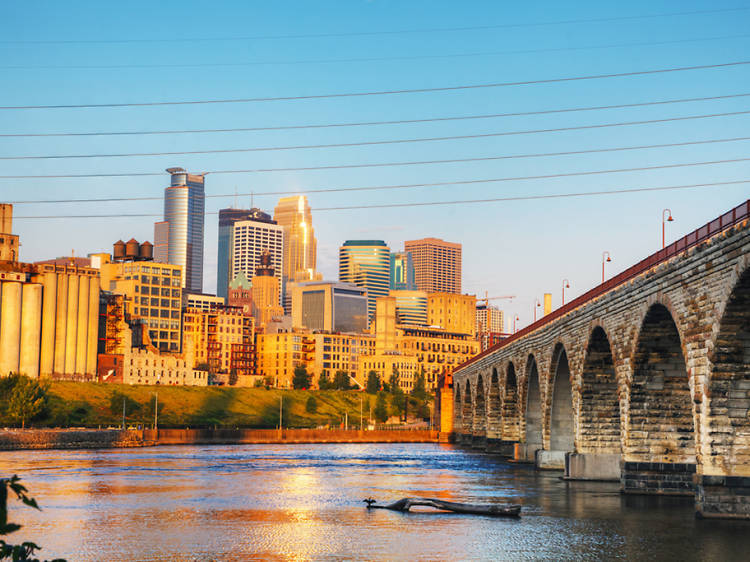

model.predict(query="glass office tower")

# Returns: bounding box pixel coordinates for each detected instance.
[339,240,390,322]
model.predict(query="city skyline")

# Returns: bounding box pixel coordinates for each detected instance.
[3,1,749,332]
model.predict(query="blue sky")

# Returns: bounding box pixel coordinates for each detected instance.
[2,0,749,331]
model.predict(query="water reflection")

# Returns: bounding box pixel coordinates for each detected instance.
[1,444,749,561]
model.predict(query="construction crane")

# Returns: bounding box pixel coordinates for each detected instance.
[478,292,516,307]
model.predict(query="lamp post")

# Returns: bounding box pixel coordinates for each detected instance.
[533,298,541,322]
[662,209,674,249]
[602,252,611,283]
[513,314,520,334]
[562,279,570,306]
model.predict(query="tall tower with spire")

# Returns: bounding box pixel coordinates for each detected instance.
[273,195,318,287]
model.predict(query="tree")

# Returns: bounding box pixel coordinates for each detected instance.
[388,365,400,395]
[390,391,406,418]
[228,368,238,386]
[411,369,428,401]
[318,371,332,390]
[365,371,380,394]
[333,370,351,390]
[1,475,66,562]
[108,391,141,427]
[305,395,318,413]
[6,376,47,429]
[374,392,389,423]
[292,365,311,389]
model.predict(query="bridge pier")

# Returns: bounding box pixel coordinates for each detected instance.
[696,476,750,519]
[621,462,696,496]
[564,453,621,481]
[486,439,516,457]
[471,434,487,449]
[536,450,567,470]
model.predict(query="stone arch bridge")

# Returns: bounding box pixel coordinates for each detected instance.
[451,200,750,519]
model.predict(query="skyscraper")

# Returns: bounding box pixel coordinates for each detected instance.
[273,195,318,285]
[154,168,205,292]
[390,251,416,290]
[404,237,462,294]
[339,240,390,321]
[216,207,272,300]
[231,216,284,304]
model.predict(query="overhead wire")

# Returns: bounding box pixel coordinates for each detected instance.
[7,157,750,205]
[3,136,750,184]
[2,110,748,161]
[3,6,747,44]
[2,92,749,138]
[2,61,748,110]
[10,180,749,219]
[4,33,749,71]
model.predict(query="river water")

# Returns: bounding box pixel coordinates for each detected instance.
[0,443,748,561]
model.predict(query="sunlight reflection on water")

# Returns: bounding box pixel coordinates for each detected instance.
[1,443,749,561]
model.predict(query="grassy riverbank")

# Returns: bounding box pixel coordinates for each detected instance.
[19,382,393,429]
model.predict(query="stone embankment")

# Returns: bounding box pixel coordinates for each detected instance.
[0,428,440,451]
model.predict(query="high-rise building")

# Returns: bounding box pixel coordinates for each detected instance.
[291,281,368,333]
[427,292,476,336]
[231,216,284,304]
[476,304,504,335]
[339,240,391,321]
[274,196,317,282]
[95,244,183,353]
[390,290,428,326]
[154,168,205,292]
[390,251,416,290]
[216,208,272,300]
[404,237,462,294]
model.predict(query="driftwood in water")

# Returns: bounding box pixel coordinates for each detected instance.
[363,497,521,517]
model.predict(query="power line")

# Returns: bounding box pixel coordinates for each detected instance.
[7,157,750,205]
[3,136,749,181]
[3,6,746,45]
[10,179,749,219]
[3,92,748,138]
[4,33,749,71]
[2,60,748,110]
[3,110,748,161]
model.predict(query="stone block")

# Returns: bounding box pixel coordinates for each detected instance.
[565,452,621,481]
[536,450,566,470]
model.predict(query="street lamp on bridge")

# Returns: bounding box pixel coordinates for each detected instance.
[562,278,570,306]
[533,298,541,322]
[602,252,612,283]
[662,208,674,249]
[513,314,520,334]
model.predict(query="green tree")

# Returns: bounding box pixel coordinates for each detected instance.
[6,376,47,429]
[292,365,311,389]
[388,365,400,395]
[228,368,238,386]
[318,371,332,390]
[374,392,389,423]
[108,391,141,426]
[411,369,428,401]
[333,370,351,390]
[365,370,380,394]
[305,395,318,413]
[1,475,66,562]
[390,391,406,418]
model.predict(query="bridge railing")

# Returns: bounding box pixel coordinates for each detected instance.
[457,199,750,372]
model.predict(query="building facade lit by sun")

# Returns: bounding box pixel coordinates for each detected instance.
[404,237,462,294]
[338,240,391,322]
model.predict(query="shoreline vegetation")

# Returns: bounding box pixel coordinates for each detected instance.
[0,380,433,432]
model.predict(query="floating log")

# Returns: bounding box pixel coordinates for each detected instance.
[363,497,521,517]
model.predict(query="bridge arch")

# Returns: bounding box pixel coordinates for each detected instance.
[579,326,621,453]
[487,368,502,438]
[708,265,750,473]
[502,362,521,441]
[462,379,473,437]
[473,374,487,439]
[549,343,575,452]
[627,303,696,463]
[524,354,543,454]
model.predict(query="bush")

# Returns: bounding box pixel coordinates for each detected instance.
[3,375,48,429]
[305,396,318,413]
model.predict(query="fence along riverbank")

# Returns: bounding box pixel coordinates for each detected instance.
[0,428,441,451]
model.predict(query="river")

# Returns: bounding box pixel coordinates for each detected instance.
[0,443,748,561]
